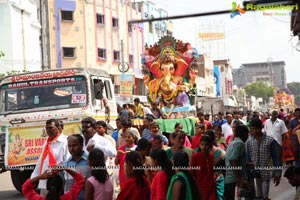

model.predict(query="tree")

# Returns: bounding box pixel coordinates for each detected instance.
[0,51,4,58]
[244,82,275,103]
[287,82,300,106]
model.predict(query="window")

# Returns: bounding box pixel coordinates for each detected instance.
[96,14,104,24]
[128,24,132,33]
[129,55,134,64]
[61,11,73,21]
[113,50,120,61]
[63,47,75,58]
[98,48,106,59]
[112,18,118,28]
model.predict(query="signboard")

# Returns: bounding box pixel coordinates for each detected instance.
[198,32,225,41]
[5,122,81,167]
[120,74,133,97]
[214,66,221,97]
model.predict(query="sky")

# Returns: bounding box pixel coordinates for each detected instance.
[149,0,300,83]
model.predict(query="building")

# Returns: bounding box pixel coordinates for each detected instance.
[232,61,287,89]
[213,59,237,108]
[0,0,41,73]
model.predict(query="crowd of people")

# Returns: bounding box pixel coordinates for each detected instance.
[20,106,300,200]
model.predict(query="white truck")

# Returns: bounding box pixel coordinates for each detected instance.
[0,68,118,191]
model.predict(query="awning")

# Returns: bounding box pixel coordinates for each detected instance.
[223,96,238,107]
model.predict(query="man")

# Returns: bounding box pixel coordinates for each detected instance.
[246,119,282,200]
[150,102,164,119]
[142,115,154,141]
[232,110,247,126]
[197,112,212,130]
[117,117,140,148]
[119,104,133,119]
[95,120,116,148]
[225,124,249,200]
[111,117,121,143]
[290,108,300,166]
[134,97,144,118]
[222,113,233,139]
[63,134,91,200]
[81,117,116,158]
[264,110,288,166]
[30,118,69,196]
[213,111,227,126]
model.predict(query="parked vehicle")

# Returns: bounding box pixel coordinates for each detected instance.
[0,68,118,192]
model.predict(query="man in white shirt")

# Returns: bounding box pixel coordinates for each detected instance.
[81,117,116,158]
[30,118,69,196]
[264,110,288,164]
[222,113,233,139]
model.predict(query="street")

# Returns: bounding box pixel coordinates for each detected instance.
[0,169,296,200]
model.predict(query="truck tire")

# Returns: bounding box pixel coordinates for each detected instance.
[10,170,32,192]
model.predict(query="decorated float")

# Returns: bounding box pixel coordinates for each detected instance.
[141,36,199,119]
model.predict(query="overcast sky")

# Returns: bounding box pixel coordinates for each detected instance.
[149,0,300,83]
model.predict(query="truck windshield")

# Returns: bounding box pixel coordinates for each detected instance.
[0,75,87,113]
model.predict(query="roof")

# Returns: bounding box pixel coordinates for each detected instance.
[241,61,286,67]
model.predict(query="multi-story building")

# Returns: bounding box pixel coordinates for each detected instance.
[214,59,237,108]
[0,0,41,73]
[232,61,287,89]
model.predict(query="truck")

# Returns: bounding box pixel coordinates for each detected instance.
[0,67,118,192]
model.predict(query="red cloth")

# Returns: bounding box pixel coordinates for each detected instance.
[191,152,217,200]
[150,171,169,200]
[204,120,213,130]
[40,133,61,173]
[116,177,150,200]
[118,144,135,190]
[226,135,234,145]
[191,134,202,149]
[22,172,85,200]
[184,135,192,148]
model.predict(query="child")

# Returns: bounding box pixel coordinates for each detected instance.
[115,130,137,189]
[149,121,168,145]
[174,123,192,148]
[85,149,113,200]
[116,151,150,200]
[191,135,217,200]
[22,166,85,200]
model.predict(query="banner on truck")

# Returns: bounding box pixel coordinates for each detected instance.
[5,122,81,167]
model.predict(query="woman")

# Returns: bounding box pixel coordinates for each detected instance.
[213,124,227,150]
[204,130,226,200]
[115,130,137,189]
[22,166,85,200]
[166,151,200,200]
[85,149,113,200]
[165,130,193,161]
[191,135,217,200]
[150,149,175,200]
[174,122,192,148]
[116,151,150,200]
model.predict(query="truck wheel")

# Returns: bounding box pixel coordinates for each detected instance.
[11,170,32,192]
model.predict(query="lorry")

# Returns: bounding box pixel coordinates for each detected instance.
[0,67,118,192]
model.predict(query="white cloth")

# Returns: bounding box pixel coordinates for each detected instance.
[222,123,233,139]
[264,118,288,146]
[30,134,69,189]
[84,133,117,158]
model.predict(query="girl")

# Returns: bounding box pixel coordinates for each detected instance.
[174,123,192,148]
[166,151,200,200]
[191,135,217,200]
[150,149,175,200]
[165,130,193,161]
[115,130,137,189]
[85,149,113,200]
[22,167,84,200]
[116,151,150,200]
